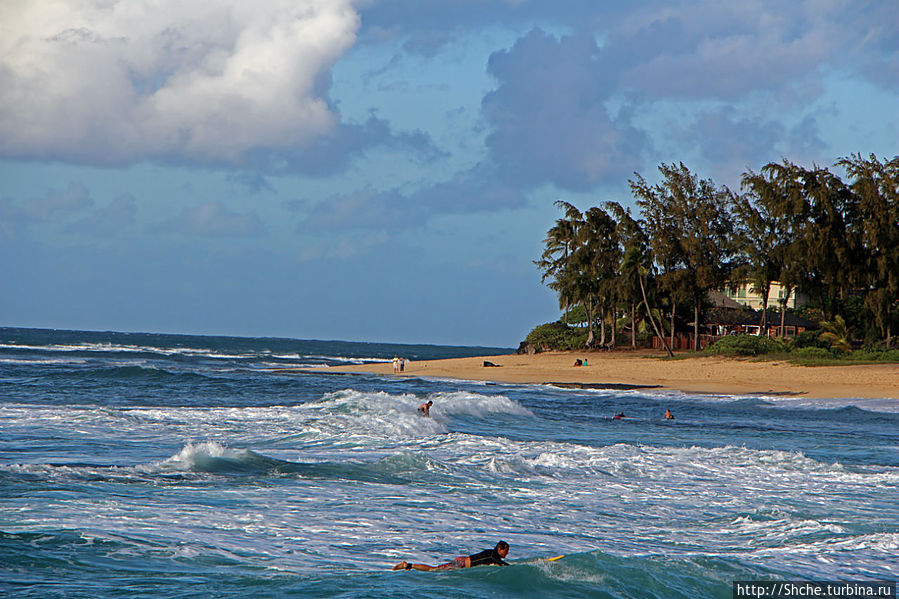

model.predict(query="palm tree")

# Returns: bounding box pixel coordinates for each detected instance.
[535,201,583,324]
[819,315,852,353]
[632,163,737,351]
[606,201,647,349]
[622,246,673,357]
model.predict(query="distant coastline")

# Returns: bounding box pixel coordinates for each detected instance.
[298,350,899,401]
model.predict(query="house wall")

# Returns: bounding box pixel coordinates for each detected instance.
[723,281,809,310]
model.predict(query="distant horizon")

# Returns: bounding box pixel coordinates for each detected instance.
[0,324,517,351]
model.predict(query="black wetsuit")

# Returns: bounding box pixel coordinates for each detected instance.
[468,549,509,567]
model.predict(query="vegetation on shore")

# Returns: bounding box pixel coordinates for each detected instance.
[531,154,899,358]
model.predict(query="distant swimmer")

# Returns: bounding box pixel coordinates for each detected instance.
[665,409,674,420]
[393,541,510,571]
[613,412,625,419]
[418,400,433,417]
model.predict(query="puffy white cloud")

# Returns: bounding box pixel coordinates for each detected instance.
[0,0,360,165]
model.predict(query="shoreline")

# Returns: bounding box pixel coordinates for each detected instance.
[294,351,899,400]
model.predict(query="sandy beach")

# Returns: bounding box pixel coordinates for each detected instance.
[299,351,899,400]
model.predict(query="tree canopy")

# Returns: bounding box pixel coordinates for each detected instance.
[535,156,899,351]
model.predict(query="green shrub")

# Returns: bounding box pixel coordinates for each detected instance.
[847,348,899,362]
[791,330,828,350]
[705,334,788,356]
[525,322,588,351]
[791,347,833,360]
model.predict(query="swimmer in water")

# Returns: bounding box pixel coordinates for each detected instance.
[393,541,510,571]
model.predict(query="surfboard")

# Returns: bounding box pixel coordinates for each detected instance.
[517,554,565,565]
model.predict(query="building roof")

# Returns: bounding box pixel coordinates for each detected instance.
[706,290,743,309]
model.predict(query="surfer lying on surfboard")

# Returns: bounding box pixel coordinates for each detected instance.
[393,540,510,571]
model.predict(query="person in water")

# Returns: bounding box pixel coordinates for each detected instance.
[393,541,510,571]
[665,409,674,420]
[418,400,433,417]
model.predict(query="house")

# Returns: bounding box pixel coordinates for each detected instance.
[702,307,819,338]
[722,281,809,311]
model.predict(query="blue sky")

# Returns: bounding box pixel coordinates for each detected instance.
[1,0,897,346]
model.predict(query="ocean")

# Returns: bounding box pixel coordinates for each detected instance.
[1,328,896,598]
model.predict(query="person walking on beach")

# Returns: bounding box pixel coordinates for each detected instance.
[393,356,399,373]
[393,541,510,571]
[418,400,433,417]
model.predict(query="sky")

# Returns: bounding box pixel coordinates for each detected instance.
[1,0,897,347]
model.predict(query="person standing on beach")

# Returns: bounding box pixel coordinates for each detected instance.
[393,541,510,571]
[393,356,399,373]
[400,357,406,372]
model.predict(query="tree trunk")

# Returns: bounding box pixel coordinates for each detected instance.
[599,306,606,346]
[693,296,701,352]
[638,274,673,358]
[631,302,636,349]
[670,303,675,349]
[585,302,595,347]
[779,286,792,338]
[760,285,770,336]
[610,308,616,349]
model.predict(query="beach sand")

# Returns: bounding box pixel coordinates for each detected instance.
[298,351,899,400]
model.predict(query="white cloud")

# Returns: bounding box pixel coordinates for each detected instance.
[0,0,360,165]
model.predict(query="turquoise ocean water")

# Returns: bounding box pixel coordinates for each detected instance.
[1,328,896,598]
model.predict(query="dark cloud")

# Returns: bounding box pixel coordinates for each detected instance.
[227,172,276,194]
[247,115,447,177]
[677,108,826,174]
[358,0,632,53]
[482,28,648,190]
[298,163,526,233]
[360,1,896,101]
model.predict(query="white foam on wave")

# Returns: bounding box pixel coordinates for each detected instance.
[750,532,899,577]
[0,357,88,365]
[303,388,536,441]
[151,441,246,472]
[763,395,899,413]
[312,389,448,438]
[301,355,391,364]
[425,391,535,418]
